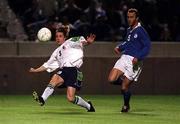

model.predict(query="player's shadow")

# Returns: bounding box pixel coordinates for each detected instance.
[43,111,86,115]
[125,109,157,116]
[32,108,89,115]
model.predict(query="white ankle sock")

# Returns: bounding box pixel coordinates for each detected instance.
[74,96,90,110]
[41,85,54,101]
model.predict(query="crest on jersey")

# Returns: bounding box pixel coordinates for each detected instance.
[134,34,138,38]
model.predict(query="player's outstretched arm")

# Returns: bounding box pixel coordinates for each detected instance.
[86,34,96,45]
[29,66,46,73]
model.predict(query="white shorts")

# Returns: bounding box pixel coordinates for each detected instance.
[114,54,142,81]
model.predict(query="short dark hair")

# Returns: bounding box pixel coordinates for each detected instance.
[128,8,139,18]
[56,25,70,37]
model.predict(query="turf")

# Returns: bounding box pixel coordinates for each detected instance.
[0,95,180,124]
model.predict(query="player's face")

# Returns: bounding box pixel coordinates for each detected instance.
[56,32,66,45]
[127,12,138,27]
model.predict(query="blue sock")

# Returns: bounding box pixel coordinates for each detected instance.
[122,90,131,106]
[111,77,123,85]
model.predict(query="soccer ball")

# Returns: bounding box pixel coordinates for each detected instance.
[37,27,52,42]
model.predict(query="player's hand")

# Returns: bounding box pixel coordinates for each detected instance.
[114,47,120,54]
[29,68,37,73]
[132,57,138,65]
[132,57,138,72]
[86,34,96,44]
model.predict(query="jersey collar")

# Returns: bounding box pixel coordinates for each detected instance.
[129,22,141,33]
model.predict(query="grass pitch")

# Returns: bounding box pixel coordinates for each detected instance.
[0,95,180,124]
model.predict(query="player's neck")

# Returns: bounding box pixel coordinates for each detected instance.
[131,21,139,29]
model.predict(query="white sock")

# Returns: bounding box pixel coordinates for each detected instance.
[74,96,90,110]
[41,84,54,101]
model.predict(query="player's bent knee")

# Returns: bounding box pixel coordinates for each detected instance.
[108,76,116,84]
[67,95,75,103]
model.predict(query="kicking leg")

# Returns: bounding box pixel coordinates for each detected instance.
[108,68,124,85]
[67,86,95,112]
[33,74,64,106]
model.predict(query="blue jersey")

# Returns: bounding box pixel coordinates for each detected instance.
[117,23,151,60]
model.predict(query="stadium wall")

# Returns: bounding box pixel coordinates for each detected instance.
[0,42,180,94]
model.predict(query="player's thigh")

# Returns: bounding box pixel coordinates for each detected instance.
[108,68,124,82]
[108,56,126,81]
[50,74,64,87]
[66,86,76,102]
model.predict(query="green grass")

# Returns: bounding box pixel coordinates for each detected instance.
[0,95,180,124]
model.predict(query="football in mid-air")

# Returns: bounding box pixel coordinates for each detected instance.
[37,27,52,42]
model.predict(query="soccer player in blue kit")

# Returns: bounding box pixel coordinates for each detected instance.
[108,8,151,112]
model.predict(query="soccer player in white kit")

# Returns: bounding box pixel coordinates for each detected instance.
[29,26,96,112]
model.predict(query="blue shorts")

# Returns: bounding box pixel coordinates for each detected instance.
[57,67,83,90]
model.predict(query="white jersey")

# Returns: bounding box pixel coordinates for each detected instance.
[43,36,87,72]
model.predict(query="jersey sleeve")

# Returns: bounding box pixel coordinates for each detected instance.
[117,41,128,52]
[79,36,87,44]
[42,48,59,72]
[136,29,151,60]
